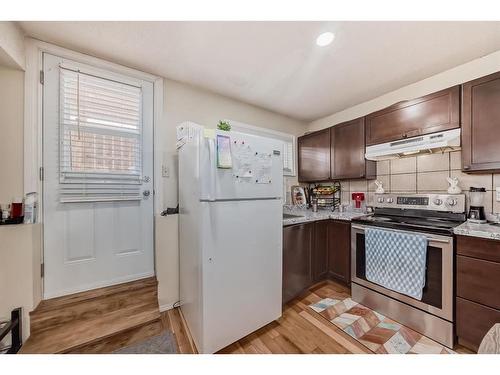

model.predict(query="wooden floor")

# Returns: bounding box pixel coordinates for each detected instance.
[20,278,474,354]
[21,277,162,354]
[165,280,474,354]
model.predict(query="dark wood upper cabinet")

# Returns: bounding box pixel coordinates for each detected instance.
[297,128,331,182]
[282,223,313,304]
[327,220,351,285]
[331,117,376,180]
[365,86,460,146]
[462,71,500,173]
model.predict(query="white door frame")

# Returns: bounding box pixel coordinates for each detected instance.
[24,38,164,298]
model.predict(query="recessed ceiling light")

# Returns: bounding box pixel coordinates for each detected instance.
[316,32,335,47]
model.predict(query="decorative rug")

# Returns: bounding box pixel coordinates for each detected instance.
[309,298,455,354]
[112,331,177,354]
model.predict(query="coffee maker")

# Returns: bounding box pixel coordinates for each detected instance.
[468,187,487,223]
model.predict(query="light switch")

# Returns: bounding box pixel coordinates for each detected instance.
[496,187,500,202]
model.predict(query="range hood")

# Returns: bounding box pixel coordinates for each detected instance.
[365,128,461,161]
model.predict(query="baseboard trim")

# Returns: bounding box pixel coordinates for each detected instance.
[43,271,155,300]
[159,303,175,312]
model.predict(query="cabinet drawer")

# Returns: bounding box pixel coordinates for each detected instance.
[457,235,500,263]
[456,297,500,352]
[457,255,500,310]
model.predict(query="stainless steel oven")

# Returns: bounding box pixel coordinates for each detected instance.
[349,193,466,348]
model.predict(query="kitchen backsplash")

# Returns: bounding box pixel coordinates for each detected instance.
[338,150,500,215]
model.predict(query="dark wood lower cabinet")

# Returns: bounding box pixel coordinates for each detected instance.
[282,223,313,304]
[312,221,329,282]
[456,235,500,352]
[456,297,500,352]
[283,219,352,304]
[327,220,351,284]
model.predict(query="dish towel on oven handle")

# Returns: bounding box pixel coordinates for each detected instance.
[365,228,428,300]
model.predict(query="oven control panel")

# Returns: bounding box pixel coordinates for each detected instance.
[373,193,465,213]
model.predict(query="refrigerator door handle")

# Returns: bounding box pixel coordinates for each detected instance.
[207,137,217,201]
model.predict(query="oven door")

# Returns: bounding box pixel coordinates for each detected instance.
[351,224,454,322]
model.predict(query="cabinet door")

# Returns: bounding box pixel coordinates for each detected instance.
[457,297,500,352]
[283,223,313,304]
[462,72,500,173]
[327,221,351,284]
[312,220,328,282]
[365,86,460,146]
[331,117,376,180]
[298,128,331,182]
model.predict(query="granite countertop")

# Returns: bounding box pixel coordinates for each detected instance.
[453,221,500,241]
[283,206,368,226]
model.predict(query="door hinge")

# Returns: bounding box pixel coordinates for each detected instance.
[39,167,44,181]
[40,263,44,278]
[39,70,44,85]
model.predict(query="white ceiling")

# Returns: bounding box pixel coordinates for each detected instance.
[19,21,500,121]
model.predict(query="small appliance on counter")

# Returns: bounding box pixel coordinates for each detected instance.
[351,192,365,211]
[468,187,487,223]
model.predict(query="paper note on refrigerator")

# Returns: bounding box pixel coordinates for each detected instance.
[217,134,232,168]
[255,153,272,184]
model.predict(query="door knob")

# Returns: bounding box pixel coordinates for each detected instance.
[143,190,151,198]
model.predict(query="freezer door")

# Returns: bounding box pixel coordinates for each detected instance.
[200,130,284,201]
[200,199,282,353]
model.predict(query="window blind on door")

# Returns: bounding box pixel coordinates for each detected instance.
[59,66,143,202]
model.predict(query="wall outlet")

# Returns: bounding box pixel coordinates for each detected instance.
[162,165,170,178]
[496,187,500,202]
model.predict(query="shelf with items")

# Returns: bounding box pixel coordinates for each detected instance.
[309,182,341,211]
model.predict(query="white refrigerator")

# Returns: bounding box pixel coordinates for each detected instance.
[177,122,283,353]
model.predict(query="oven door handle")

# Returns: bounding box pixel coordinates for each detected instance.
[351,225,451,244]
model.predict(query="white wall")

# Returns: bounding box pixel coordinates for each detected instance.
[0,67,24,203]
[308,49,500,132]
[155,78,306,309]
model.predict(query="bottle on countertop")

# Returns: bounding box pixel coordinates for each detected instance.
[24,192,38,224]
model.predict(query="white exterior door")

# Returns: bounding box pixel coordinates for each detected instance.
[42,53,154,299]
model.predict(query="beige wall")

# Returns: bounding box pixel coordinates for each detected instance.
[308,49,500,132]
[0,22,25,70]
[155,215,179,311]
[340,152,500,218]
[1,46,307,320]
[160,78,306,210]
[0,67,24,204]
[0,224,42,343]
[155,78,307,309]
